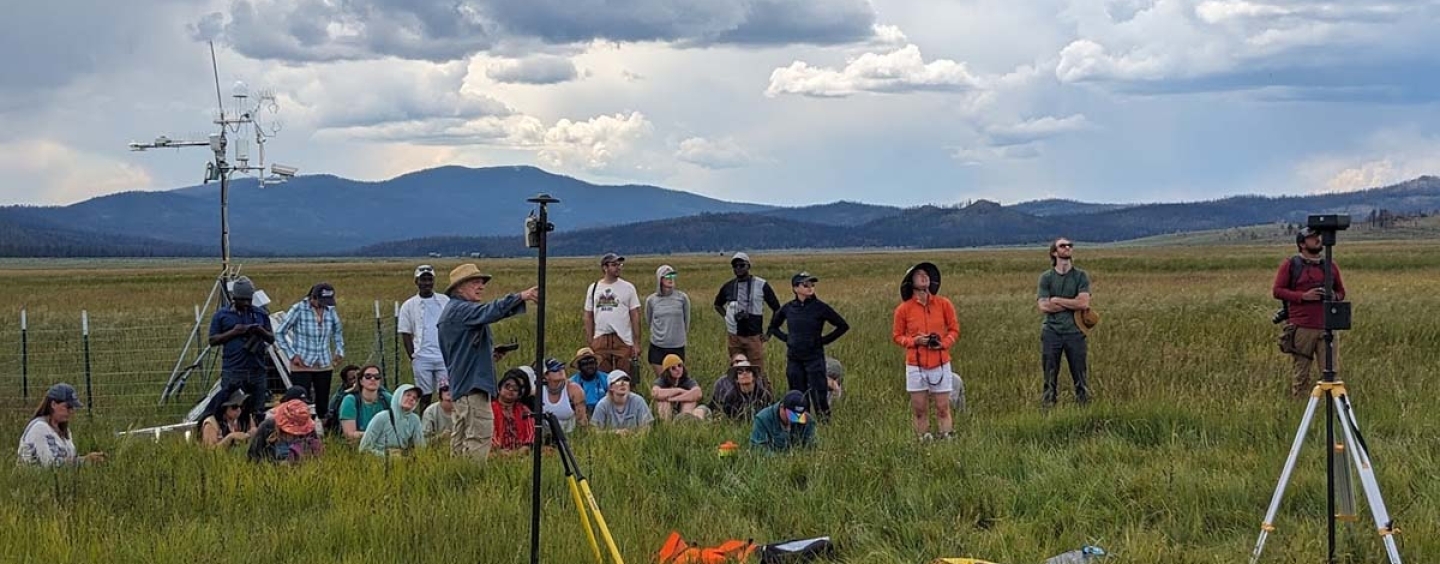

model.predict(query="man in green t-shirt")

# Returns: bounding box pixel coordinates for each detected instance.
[1036,237,1092,407]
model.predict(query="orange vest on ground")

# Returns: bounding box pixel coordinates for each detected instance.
[658,531,756,564]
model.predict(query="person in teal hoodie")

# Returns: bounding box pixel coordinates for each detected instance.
[359,383,427,456]
[750,390,816,452]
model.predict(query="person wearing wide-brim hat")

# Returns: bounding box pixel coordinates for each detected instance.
[892,262,961,441]
[568,347,610,417]
[437,263,539,462]
[707,358,774,421]
[198,388,254,449]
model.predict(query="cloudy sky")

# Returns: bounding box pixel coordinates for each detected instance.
[2,0,1439,207]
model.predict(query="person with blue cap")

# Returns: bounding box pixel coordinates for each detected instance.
[541,357,589,433]
[749,390,816,452]
[205,276,273,428]
[17,383,106,467]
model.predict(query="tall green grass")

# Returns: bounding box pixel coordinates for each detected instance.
[1,244,1437,563]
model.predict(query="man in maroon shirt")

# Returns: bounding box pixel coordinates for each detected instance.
[1272,227,1347,397]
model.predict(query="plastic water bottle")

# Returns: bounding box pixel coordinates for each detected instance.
[1043,545,1106,564]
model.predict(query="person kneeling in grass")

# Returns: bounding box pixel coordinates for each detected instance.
[338,365,392,443]
[249,398,323,464]
[591,370,653,434]
[651,354,703,421]
[17,383,106,467]
[491,368,537,456]
[750,390,815,453]
[707,359,772,421]
[359,384,426,457]
[198,389,253,449]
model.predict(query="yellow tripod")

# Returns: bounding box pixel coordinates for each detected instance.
[543,412,625,564]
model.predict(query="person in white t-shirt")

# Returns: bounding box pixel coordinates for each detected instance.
[399,265,450,413]
[17,383,106,467]
[584,252,642,375]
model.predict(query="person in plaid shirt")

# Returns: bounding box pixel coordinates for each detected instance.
[276,283,346,418]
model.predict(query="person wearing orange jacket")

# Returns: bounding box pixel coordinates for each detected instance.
[891,262,960,441]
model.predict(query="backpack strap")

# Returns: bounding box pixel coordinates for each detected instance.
[1288,255,1306,290]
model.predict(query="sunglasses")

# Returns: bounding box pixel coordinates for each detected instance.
[798,282,815,288]
[663,273,678,279]
[1058,243,1074,248]
[362,374,382,381]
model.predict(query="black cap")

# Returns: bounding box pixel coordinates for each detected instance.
[781,390,809,424]
[791,271,818,287]
[600,252,625,266]
[282,386,309,403]
[46,383,83,409]
[309,283,336,307]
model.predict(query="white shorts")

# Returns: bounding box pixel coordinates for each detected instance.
[412,355,449,394]
[905,363,954,394]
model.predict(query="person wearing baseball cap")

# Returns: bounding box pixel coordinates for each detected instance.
[767,271,849,420]
[204,275,273,430]
[17,383,107,467]
[749,390,816,452]
[275,282,346,421]
[590,370,653,433]
[437,263,539,461]
[713,251,781,382]
[399,264,450,413]
[1274,228,1346,398]
[542,358,589,433]
[584,252,642,375]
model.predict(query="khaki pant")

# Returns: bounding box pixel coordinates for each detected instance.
[590,333,631,374]
[728,334,766,378]
[451,391,493,461]
[1290,327,1339,397]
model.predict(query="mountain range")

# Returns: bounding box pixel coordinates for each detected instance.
[2,166,1438,257]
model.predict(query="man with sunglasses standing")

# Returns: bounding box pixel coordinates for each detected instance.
[399,265,449,414]
[767,272,849,419]
[1037,237,1093,408]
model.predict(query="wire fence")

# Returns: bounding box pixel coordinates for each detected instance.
[0,301,409,429]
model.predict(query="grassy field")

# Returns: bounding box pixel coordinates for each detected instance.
[1,242,1437,563]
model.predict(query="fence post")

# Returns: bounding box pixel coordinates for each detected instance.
[21,308,29,400]
[373,300,386,379]
[82,311,93,413]
[392,301,401,382]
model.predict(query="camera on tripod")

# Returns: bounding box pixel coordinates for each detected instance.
[1305,214,1352,331]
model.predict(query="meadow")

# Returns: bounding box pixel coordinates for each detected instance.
[0,242,1437,563]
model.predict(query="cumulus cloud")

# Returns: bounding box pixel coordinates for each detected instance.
[537,112,655,173]
[765,45,981,98]
[1295,128,1440,194]
[486,56,580,85]
[0,141,154,205]
[203,0,876,63]
[266,60,510,130]
[983,114,1093,146]
[675,137,759,169]
[950,144,1042,166]
[1055,0,1438,98]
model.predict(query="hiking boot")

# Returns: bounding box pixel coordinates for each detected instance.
[941,431,956,441]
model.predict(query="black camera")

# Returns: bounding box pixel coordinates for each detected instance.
[1306,214,1351,231]
[242,333,269,356]
[925,332,943,349]
[734,310,751,322]
[1272,305,1290,324]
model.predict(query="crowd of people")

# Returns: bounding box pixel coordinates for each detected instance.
[44,230,1357,468]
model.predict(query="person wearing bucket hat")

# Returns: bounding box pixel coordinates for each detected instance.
[399,264,451,414]
[768,271,849,419]
[1274,228,1346,398]
[645,264,691,384]
[650,354,703,421]
[1037,237,1094,407]
[713,252,782,381]
[750,390,816,452]
[708,358,773,420]
[438,263,539,461]
[490,369,537,456]
[197,389,254,449]
[206,275,274,429]
[591,370,653,433]
[542,358,589,433]
[17,383,107,467]
[892,262,961,441]
[584,252,642,375]
[568,347,610,416]
[248,398,323,464]
[275,282,346,421]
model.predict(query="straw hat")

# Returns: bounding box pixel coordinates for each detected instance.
[446,264,493,294]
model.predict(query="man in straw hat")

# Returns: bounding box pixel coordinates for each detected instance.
[1037,237,1093,407]
[438,263,538,461]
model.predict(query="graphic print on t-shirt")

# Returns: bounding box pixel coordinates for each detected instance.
[595,288,620,311]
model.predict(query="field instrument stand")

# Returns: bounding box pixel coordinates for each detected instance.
[1249,214,1402,564]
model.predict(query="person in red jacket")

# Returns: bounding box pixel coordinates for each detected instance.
[892,262,960,441]
[1273,227,1346,397]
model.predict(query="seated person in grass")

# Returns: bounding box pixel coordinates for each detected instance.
[542,358,589,434]
[706,358,773,421]
[491,368,537,456]
[591,370,653,433]
[359,384,427,457]
[824,357,844,405]
[17,383,107,467]
[338,365,393,442]
[198,389,254,449]
[421,380,455,442]
[750,391,816,453]
[569,348,610,417]
[327,364,361,417]
[248,398,323,464]
[651,354,703,421]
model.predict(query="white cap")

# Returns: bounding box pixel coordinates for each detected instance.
[731,252,750,264]
[607,370,631,388]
